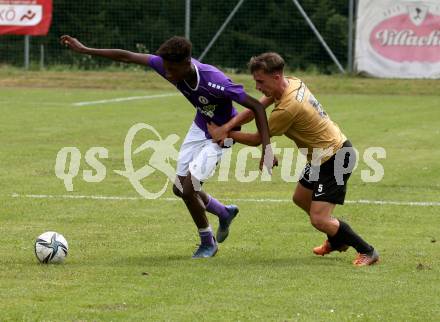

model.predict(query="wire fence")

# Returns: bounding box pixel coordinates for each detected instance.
[0,0,353,73]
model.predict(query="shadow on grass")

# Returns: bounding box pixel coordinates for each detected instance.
[119,253,346,268]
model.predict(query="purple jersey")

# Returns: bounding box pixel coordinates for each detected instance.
[148,55,246,138]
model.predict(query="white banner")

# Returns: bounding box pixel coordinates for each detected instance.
[355,0,440,78]
[0,5,43,26]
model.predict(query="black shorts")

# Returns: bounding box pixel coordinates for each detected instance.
[299,140,356,205]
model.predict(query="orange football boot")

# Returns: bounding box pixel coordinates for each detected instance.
[353,249,379,267]
[313,240,349,256]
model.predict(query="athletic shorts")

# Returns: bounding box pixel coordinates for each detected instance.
[299,140,356,205]
[176,122,225,182]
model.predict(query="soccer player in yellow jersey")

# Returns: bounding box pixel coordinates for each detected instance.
[208,52,379,266]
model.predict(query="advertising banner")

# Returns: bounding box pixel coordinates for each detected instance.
[0,0,52,35]
[355,0,440,78]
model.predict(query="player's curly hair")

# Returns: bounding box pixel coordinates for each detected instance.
[156,36,192,63]
[248,52,285,74]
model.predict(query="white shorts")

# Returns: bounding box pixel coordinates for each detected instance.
[176,122,224,181]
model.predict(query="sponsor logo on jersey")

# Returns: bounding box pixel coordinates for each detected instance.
[197,104,217,118]
[198,96,209,104]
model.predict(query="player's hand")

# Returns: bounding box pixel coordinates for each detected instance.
[207,122,228,143]
[259,144,278,174]
[60,35,88,54]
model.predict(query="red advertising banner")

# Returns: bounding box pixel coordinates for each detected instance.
[0,0,52,36]
[356,0,440,78]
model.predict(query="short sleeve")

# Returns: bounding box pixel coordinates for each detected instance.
[223,81,247,104]
[269,108,295,136]
[147,55,166,77]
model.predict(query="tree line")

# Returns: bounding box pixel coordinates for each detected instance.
[1,0,350,72]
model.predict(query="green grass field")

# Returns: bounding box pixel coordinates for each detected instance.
[0,68,439,321]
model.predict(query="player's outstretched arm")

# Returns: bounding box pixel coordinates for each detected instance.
[239,94,276,172]
[60,35,150,66]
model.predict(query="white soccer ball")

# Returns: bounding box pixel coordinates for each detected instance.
[35,231,69,264]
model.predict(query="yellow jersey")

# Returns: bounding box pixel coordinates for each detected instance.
[268,77,346,162]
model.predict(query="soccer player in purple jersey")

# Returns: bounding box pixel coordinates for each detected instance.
[60,35,276,258]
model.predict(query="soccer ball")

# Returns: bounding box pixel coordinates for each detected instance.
[34,231,69,264]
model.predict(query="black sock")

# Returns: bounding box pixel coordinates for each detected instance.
[333,220,374,254]
[327,233,345,250]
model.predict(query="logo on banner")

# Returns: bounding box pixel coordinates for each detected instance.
[369,3,440,63]
[0,0,52,35]
[408,5,428,26]
[0,5,42,26]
